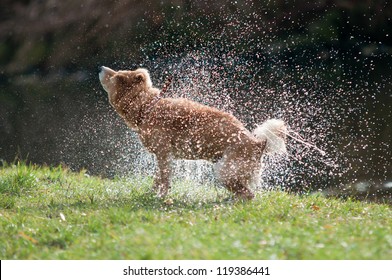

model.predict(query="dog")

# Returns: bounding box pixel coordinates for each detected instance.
[99,66,287,200]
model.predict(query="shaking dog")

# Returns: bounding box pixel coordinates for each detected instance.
[99,66,287,200]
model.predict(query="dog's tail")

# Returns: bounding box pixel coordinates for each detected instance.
[253,119,287,155]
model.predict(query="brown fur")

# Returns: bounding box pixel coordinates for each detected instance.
[99,66,267,200]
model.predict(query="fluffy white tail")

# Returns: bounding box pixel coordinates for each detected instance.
[253,119,287,155]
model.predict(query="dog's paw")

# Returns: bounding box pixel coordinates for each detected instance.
[163,198,174,206]
[235,189,255,201]
[152,183,169,198]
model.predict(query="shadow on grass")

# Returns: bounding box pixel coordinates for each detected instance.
[35,187,243,214]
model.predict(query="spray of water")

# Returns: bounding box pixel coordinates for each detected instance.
[66,3,390,199]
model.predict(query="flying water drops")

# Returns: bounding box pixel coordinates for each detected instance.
[80,3,391,199]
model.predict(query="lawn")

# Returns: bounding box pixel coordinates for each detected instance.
[0,161,391,259]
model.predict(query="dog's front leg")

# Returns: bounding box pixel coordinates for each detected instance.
[153,153,172,198]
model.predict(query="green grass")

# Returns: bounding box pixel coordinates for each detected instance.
[0,161,391,259]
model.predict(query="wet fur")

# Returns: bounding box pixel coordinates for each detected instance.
[99,66,285,200]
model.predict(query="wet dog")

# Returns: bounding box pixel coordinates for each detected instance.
[99,66,287,200]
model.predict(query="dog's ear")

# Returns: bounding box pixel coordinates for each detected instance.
[135,73,144,83]
[134,69,152,88]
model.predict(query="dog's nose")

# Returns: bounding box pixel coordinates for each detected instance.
[100,66,115,73]
[98,66,106,81]
[99,65,110,71]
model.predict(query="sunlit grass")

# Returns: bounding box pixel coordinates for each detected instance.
[0,161,391,259]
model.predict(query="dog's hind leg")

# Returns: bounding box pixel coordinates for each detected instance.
[215,142,264,200]
[225,178,255,200]
[215,156,257,200]
[153,152,172,198]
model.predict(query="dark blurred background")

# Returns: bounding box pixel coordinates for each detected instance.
[0,0,391,200]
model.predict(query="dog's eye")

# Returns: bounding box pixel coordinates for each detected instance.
[113,74,128,84]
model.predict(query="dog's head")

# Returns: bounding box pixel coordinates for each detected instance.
[99,66,152,107]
